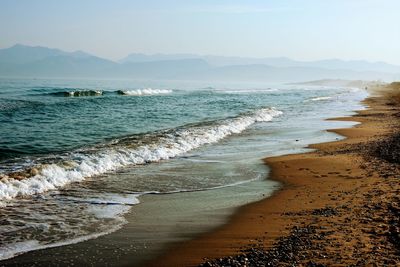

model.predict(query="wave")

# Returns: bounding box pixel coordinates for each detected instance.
[50,90,103,97]
[308,96,333,102]
[45,88,172,97]
[218,88,278,94]
[0,107,282,202]
[0,192,139,260]
[0,208,129,261]
[117,88,173,96]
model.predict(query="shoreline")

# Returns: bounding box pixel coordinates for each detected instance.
[0,179,277,266]
[0,85,386,266]
[148,83,400,266]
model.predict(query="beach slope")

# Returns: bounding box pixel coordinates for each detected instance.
[149,83,400,266]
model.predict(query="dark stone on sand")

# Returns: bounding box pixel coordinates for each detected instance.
[199,225,327,267]
[369,133,400,165]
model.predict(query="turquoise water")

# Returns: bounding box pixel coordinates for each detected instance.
[0,80,285,156]
[0,78,368,261]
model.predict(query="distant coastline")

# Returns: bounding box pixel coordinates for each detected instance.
[288,78,385,88]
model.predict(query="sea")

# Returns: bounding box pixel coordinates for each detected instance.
[0,78,368,261]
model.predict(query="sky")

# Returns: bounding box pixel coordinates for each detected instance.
[1,0,400,64]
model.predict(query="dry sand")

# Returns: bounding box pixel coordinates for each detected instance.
[148,83,400,266]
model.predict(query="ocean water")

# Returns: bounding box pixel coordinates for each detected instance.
[0,78,368,261]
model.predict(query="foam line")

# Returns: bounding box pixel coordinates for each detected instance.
[0,107,282,201]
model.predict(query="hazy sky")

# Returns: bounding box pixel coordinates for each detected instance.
[1,0,400,64]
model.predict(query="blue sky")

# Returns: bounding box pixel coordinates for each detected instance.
[1,0,400,64]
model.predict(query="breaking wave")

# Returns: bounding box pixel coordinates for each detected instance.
[50,90,103,97]
[308,96,333,102]
[117,89,172,96]
[0,107,282,202]
[46,88,172,97]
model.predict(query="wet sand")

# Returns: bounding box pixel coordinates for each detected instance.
[149,83,400,266]
[0,179,278,266]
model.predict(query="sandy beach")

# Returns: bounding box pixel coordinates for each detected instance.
[148,83,400,266]
[2,2,400,266]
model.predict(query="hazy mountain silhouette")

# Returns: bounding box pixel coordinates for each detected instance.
[119,53,199,64]
[112,59,210,79]
[1,44,399,82]
[0,44,93,64]
[121,53,400,74]
[0,44,117,77]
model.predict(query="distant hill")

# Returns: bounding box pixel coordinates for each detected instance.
[0,44,93,64]
[121,53,400,74]
[14,55,118,77]
[119,53,199,64]
[111,59,210,79]
[0,45,118,78]
[0,44,400,82]
[186,65,399,83]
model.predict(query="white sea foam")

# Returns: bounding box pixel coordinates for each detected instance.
[0,240,41,261]
[0,108,282,201]
[308,96,333,101]
[64,90,103,97]
[0,192,137,260]
[87,203,132,219]
[0,219,127,261]
[119,88,172,96]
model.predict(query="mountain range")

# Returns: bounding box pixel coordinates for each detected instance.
[1,44,399,82]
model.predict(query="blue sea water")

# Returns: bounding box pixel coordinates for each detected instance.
[0,78,368,260]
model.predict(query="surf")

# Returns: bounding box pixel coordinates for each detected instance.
[0,107,282,202]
